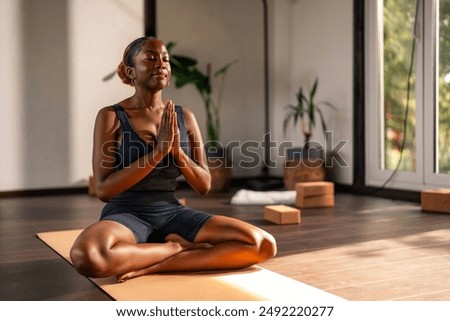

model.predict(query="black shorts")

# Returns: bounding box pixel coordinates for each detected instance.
[100,200,213,243]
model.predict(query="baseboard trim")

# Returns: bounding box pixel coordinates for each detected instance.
[0,178,421,203]
[0,186,88,198]
[334,183,421,203]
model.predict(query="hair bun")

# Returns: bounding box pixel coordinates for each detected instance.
[117,61,133,86]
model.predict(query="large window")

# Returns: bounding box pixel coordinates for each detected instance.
[366,0,450,190]
[438,0,450,175]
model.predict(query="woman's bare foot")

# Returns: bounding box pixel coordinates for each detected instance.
[164,233,212,251]
[116,234,212,282]
[117,271,141,282]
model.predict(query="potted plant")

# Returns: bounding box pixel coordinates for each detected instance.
[167,42,237,191]
[282,78,337,189]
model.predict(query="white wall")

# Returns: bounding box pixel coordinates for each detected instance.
[1,0,24,191]
[159,0,354,184]
[1,0,72,190]
[68,0,144,185]
[158,0,266,178]
[270,0,353,184]
[0,0,143,191]
[269,0,295,176]
[0,0,353,191]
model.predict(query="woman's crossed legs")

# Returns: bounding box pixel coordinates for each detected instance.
[69,215,277,282]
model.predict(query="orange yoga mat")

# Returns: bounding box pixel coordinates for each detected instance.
[37,229,343,301]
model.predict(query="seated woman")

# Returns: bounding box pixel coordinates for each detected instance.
[70,36,277,282]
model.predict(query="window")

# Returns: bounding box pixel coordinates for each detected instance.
[437,0,450,175]
[365,0,450,190]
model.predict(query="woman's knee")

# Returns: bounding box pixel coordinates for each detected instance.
[197,215,277,262]
[256,231,277,262]
[70,240,109,278]
[241,227,277,263]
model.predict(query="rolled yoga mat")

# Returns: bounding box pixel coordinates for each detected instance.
[37,229,343,301]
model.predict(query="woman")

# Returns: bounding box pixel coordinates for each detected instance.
[70,37,277,282]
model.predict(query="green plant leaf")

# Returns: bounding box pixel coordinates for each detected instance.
[283,108,299,136]
[310,78,319,98]
[166,41,176,52]
[213,60,238,78]
[285,77,339,142]
[172,54,197,67]
[166,41,237,143]
[296,88,304,106]
[296,88,306,119]
[308,101,315,128]
[319,101,338,111]
[167,43,198,70]
[316,107,328,135]
[308,79,318,126]
[171,63,211,94]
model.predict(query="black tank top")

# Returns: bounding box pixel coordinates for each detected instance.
[111,104,190,193]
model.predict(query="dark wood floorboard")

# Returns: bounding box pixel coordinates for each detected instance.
[1,187,449,301]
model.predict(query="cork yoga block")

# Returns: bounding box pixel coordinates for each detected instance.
[264,205,301,225]
[296,194,335,208]
[295,181,335,208]
[296,181,334,198]
[421,189,450,214]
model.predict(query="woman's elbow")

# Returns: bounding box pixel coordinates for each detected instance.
[95,185,112,202]
[197,186,210,196]
[196,175,211,195]
[196,179,211,195]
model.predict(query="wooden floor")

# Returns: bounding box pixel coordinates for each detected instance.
[1,187,450,301]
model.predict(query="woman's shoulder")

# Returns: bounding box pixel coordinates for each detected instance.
[177,105,194,118]
[97,105,118,118]
[176,105,200,133]
[95,105,121,129]
[99,98,130,115]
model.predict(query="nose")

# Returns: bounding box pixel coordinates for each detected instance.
[155,56,164,68]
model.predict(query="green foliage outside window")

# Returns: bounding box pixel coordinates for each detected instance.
[438,0,450,174]
[383,0,417,172]
[383,0,450,173]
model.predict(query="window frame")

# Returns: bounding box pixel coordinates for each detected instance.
[365,0,449,191]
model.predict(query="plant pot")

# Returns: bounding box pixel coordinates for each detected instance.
[205,144,232,192]
[283,147,326,190]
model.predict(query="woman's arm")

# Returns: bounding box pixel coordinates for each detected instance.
[171,106,211,195]
[93,105,176,202]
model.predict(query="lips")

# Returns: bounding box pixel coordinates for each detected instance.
[152,70,166,78]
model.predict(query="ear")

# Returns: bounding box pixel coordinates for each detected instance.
[126,66,135,80]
